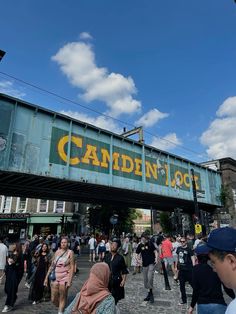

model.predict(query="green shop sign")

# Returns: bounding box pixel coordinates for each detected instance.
[49,127,201,191]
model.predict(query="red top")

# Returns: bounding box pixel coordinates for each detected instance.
[160,239,173,258]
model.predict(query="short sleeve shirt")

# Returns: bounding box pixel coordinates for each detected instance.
[161,239,173,258]
[136,241,156,267]
[176,246,193,270]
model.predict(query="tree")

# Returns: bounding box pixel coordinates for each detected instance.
[160,212,172,234]
[219,184,231,208]
[88,205,141,235]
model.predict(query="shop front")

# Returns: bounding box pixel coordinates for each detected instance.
[0,213,29,242]
[28,213,73,237]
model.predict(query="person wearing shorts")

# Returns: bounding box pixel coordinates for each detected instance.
[44,238,74,314]
[160,234,176,278]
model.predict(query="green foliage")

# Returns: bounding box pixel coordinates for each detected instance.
[160,212,172,233]
[219,185,230,207]
[88,205,139,235]
[144,228,151,235]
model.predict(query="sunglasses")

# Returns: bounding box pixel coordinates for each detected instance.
[180,240,186,243]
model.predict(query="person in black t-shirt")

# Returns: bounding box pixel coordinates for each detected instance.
[104,238,128,305]
[176,237,195,305]
[136,233,158,303]
[188,243,235,314]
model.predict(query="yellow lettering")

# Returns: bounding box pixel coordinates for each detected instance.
[81,144,100,166]
[184,173,190,188]
[112,152,120,171]
[134,158,142,176]
[58,135,82,165]
[100,148,110,168]
[145,161,158,179]
[195,175,200,190]
[164,164,169,186]
[121,154,134,173]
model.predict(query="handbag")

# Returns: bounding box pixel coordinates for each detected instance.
[49,269,56,281]
[48,250,67,282]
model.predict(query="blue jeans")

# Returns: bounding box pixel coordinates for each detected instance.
[197,303,227,314]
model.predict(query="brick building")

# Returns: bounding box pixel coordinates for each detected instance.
[0,196,78,241]
[202,157,236,226]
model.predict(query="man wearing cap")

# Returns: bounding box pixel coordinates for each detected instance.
[188,242,235,314]
[136,233,158,303]
[207,227,236,314]
[104,238,128,305]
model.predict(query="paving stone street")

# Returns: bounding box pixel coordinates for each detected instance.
[0,252,199,314]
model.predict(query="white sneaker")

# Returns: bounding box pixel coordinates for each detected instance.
[2,306,13,313]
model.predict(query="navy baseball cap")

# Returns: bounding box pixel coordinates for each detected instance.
[195,243,210,255]
[207,227,236,253]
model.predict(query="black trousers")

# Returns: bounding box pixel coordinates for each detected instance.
[178,269,193,303]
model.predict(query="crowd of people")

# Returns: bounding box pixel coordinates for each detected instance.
[0,227,235,314]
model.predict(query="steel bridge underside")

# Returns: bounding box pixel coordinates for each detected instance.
[0,170,217,212]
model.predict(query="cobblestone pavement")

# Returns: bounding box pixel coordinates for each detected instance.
[0,254,196,314]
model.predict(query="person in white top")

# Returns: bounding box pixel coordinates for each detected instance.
[0,237,8,279]
[207,227,236,314]
[88,235,97,262]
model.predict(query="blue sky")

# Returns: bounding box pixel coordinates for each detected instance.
[1,1,236,162]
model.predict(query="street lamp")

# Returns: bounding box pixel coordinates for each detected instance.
[0,50,6,62]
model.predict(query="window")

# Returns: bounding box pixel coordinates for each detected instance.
[0,196,12,213]
[53,201,65,213]
[233,189,236,208]
[37,199,49,213]
[16,197,28,213]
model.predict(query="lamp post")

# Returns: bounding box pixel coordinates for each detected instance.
[191,169,200,222]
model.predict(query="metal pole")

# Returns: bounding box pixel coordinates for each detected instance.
[191,169,200,223]
[150,207,153,234]
[161,260,171,290]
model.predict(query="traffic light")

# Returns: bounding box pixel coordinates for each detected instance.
[206,212,214,225]
[60,215,65,225]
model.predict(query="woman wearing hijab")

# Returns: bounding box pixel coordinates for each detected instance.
[65,262,116,314]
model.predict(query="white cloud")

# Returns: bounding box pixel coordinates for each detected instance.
[52,42,141,117]
[0,80,25,98]
[60,110,121,133]
[216,96,236,117]
[135,108,169,128]
[150,133,182,151]
[200,97,236,159]
[79,32,93,40]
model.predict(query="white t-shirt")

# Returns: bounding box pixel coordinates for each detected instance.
[0,243,8,270]
[88,237,96,250]
[226,298,236,314]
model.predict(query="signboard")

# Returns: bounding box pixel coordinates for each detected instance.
[50,127,202,190]
[0,213,29,219]
[195,224,202,234]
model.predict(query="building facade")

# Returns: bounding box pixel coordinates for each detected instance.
[0,196,77,241]
[133,209,151,236]
[202,157,236,227]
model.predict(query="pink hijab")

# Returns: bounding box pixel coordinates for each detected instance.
[72,262,111,314]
